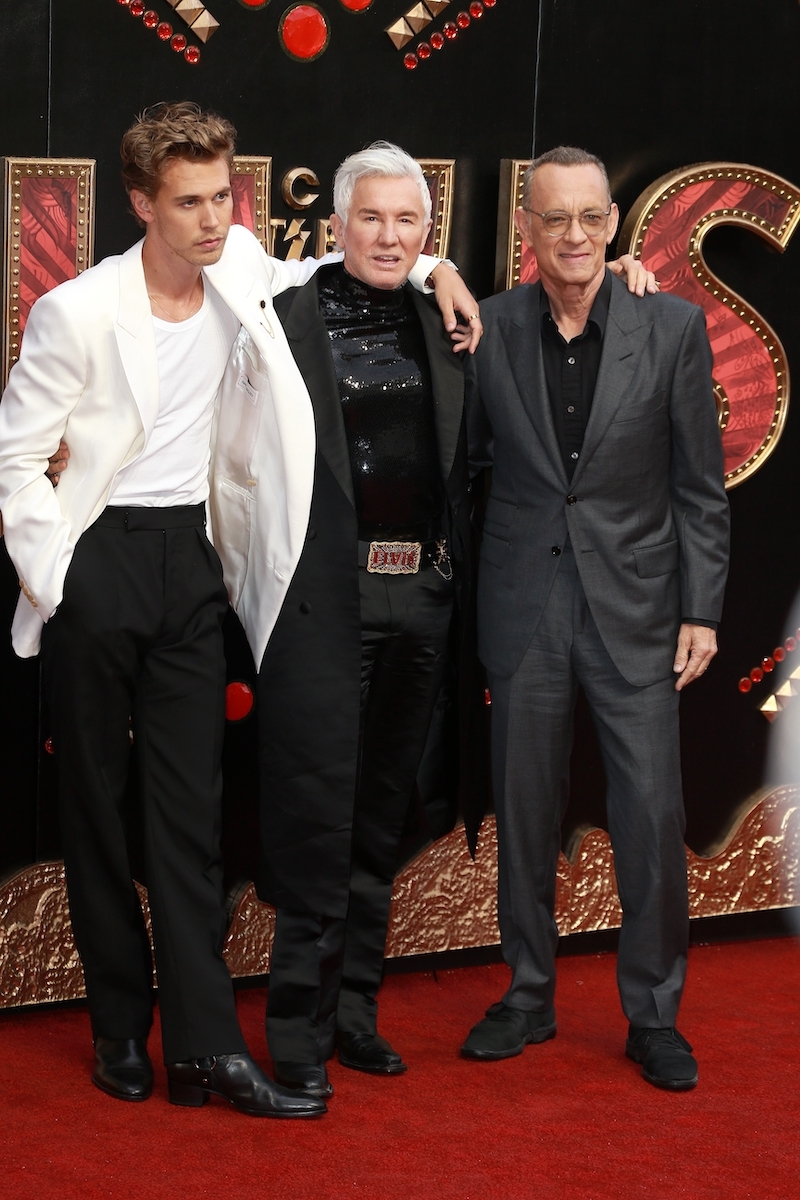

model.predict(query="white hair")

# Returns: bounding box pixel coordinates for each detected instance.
[332,141,432,225]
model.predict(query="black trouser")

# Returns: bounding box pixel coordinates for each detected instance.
[266,564,455,1063]
[41,505,247,1064]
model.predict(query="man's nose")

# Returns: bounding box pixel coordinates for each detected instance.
[379,221,400,243]
[562,215,588,242]
[199,202,218,226]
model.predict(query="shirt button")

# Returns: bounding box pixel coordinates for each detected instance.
[551,546,561,556]
[567,356,576,365]
[571,452,579,460]
[566,405,575,414]
[566,495,577,505]
[300,602,312,614]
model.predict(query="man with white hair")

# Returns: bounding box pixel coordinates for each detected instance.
[246,142,480,1095]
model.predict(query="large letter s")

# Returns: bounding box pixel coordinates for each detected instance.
[620,164,800,488]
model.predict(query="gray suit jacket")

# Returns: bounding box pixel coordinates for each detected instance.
[465,271,730,687]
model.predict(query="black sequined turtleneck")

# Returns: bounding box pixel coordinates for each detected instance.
[319,264,445,536]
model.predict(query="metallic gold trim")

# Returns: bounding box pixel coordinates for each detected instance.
[619,162,800,490]
[418,159,455,258]
[230,156,272,252]
[2,158,95,389]
[494,158,530,292]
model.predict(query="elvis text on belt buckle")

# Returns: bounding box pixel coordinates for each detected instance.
[366,541,422,574]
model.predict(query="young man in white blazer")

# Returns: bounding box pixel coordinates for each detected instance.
[0,102,475,1115]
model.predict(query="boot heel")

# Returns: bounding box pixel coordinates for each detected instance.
[168,1080,209,1107]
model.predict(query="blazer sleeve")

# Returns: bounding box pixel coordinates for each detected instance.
[463,349,494,475]
[0,290,87,620]
[668,304,730,624]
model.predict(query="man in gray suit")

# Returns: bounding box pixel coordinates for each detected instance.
[461,146,730,1090]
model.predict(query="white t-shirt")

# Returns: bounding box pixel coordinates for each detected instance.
[110,285,240,507]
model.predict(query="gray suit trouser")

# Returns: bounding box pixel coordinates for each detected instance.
[488,545,689,1028]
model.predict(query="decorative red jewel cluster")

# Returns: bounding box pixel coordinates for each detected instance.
[738,632,799,693]
[404,0,496,70]
[116,0,201,63]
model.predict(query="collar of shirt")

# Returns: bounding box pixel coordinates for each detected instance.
[539,267,612,345]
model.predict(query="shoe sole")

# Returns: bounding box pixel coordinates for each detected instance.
[461,1023,557,1061]
[337,1053,408,1076]
[625,1045,698,1091]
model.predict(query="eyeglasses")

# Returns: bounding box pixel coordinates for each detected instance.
[523,208,612,237]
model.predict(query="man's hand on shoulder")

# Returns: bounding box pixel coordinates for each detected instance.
[429,262,483,353]
[608,253,659,297]
[46,440,69,488]
[673,623,718,691]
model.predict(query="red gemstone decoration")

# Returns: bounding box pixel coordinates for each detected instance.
[404,52,418,69]
[117,0,131,6]
[417,41,431,59]
[238,0,270,7]
[430,31,444,48]
[443,20,458,38]
[157,21,172,38]
[738,677,752,694]
[484,687,492,706]
[44,736,55,755]
[456,10,471,27]
[143,9,159,27]
[774,646,786,662]
[339,0,373,9]
[762,656,775,673]
[130,0,145,14]
[171,32,186,51]
[750,667,764,683]
[184,44,201,63]
[786,636,797,652]
[280,4,330,61]
[469,0,484,14]
[483,0,496,6]
[225,681,255,722]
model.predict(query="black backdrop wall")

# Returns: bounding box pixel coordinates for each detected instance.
[2,0,800,893]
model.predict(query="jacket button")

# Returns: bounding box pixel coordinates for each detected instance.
[566,495,577,505]
[299,602,312,614]
[260,300,266,309]
[551,546,561,556]
[307,528,316,540]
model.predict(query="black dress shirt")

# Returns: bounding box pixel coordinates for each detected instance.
[540,270,611,481]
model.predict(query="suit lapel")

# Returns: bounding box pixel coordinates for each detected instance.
[499,284,567,486]
[114,240,159,441]
[278,275,356,507]
[570,274,653,488]
[409,289,464,485]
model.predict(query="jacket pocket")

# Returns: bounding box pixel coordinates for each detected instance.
[481,527,511,569]
[633,539,679,578]
[612,389,666,424]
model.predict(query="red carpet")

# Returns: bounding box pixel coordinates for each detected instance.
[2,938,799,1199]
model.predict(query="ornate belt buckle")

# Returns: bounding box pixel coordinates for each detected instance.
[366,541,421,574]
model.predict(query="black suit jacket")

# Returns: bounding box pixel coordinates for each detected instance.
[257,265,486,918]
[466,272,730,685]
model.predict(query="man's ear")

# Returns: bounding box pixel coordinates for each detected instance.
[513,207,532,249]
[329,211,345,250]
[129,189,155,226]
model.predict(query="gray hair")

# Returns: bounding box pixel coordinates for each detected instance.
[333,141,432,225]
[522,146,612,209]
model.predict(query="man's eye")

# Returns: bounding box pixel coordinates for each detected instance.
[543,215,569,232]
[583,212,605,227]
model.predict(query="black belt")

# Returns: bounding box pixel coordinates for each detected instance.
[96,504,206,531]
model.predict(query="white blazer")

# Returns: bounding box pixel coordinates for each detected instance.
[0,224,438,663]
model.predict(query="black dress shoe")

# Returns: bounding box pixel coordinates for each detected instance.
[625,1025,698,1091]
[461,1002,557,1060]
[92,1037,153,1102]
[166,1052,326,1117]
[336,1032,407,1075]
[273,1061,334,1098]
